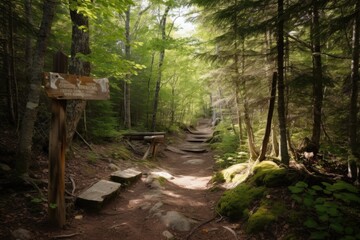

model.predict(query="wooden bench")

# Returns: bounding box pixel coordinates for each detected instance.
[123,132,165,159]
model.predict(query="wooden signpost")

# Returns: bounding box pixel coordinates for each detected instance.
[45,52,109,227]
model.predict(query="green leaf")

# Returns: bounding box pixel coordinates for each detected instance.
[304,218,319,229]
[291,194,302,203]
[315,204,327,213]
[310,231,329,239]
[318,214,329,222]
[289,186,305,194]
[296,181,309,188]
[330,223,344,234]
[344,227,354,235]
[327,206,339,217]
[334,192,360,204]
[304,196,314,207]
[312,185,323,191]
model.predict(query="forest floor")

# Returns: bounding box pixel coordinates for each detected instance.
[0,120,254,240]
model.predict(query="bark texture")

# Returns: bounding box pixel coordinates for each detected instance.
[152,6,170,131]
[349,0,360,181]
[16,0,58,175]
[66,1,91,147]
[277,0,290,165]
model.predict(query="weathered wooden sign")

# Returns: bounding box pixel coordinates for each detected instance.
[44,72,109,100]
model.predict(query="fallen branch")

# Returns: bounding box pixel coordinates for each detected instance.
[69,176,76,195]
[52,233,80,239]
[75,130,93,151]
[186,216,216,240]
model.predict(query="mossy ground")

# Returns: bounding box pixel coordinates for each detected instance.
[216,161,299,237]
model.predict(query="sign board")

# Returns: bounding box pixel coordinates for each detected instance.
[44,72,110,100]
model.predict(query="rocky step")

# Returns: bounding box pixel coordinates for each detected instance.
[76,180,121,210]
[110,168,142,186]
[179,144,208,153]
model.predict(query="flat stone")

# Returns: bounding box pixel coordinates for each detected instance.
[110,168,142,185]
[179,144,207,153]
[76,180,121,210]
[166,146,187,154]
[183,159,205,165]
[11,228,32,240]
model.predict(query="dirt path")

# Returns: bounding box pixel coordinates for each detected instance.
[36,121,242,240]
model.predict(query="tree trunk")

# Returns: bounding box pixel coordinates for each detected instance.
[16,0,58,175]
[66,1,91,147]
[311,0,323,149]
[349,0,360,181]
[6,1,18,126]
[258,72,277,161]
[151,6,170,131]
[124,7,131,129]
[277,0,290,165]
[146,52,155,128]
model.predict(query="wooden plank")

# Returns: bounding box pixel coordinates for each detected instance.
[43,72,109,100]
[48,100,66,227]
[76,180,121,210]
[123,132,166,140]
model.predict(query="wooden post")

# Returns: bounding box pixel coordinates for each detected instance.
[44,52,109,227]
[48,51,67,227]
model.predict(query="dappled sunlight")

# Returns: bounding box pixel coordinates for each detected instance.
[168,175,212,190]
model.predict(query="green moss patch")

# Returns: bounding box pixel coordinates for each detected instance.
[216,183,265,220]
[250,161,290,187]
[246,201,286,233]
[221,163,249,183]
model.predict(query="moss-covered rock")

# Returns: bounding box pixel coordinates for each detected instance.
[221,163,249,184]
[216,183,265,220]
[250,161,290,187]
[246,201,285,233]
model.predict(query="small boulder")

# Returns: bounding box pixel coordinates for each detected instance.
[11,228,32,240]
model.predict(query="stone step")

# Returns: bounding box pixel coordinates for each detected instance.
[110,168,142,185]
[179,144,208,153]
[76,180,121,210]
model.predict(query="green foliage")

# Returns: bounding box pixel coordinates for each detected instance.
[288,181,360,239]
[85,101,120,141]
[216,183,265,221]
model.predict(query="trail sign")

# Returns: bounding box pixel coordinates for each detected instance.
[44,52,110,228]
[44,72,109,100]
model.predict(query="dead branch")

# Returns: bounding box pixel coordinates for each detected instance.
[186,216,216,240]
[75,130,93,151]
[52,233,80,239]
[69,176,76,195]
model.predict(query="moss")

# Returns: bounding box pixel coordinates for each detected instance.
[216,183,265,220]
[211,171,225,184]
[246,201,285,233]
[221,163,249,183]
[250,161,290,187]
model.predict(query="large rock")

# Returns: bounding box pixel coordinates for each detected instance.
[76,180,121,210]
[110,168,142,185]
[161,211,198,232]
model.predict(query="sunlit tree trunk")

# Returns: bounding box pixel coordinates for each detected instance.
[311,0,323,150]
[349,0,360,181]
[66,0,91,147]
[277,0,290,165]
[17,0,58,175]
[152,6,170,131]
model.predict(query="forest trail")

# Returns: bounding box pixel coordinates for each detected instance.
[42,119,240,240]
